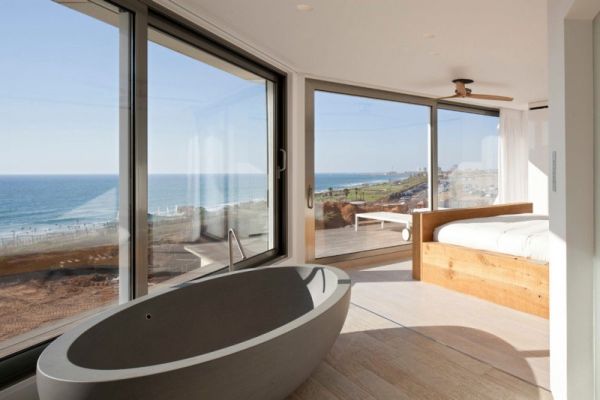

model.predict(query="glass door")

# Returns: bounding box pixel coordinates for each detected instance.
[305,81,431,262]
[146,26,278,289]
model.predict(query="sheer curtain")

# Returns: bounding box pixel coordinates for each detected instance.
[497,108,528,203]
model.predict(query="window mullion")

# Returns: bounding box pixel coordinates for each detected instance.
[118,8,133,303]
[430,104,439,211]
[132,5,149,298]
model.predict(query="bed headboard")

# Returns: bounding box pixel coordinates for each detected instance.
[412,202,533,280]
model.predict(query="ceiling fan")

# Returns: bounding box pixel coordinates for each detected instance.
[437,79,513,102]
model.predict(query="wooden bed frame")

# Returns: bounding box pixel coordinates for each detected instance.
[412,203,549,318]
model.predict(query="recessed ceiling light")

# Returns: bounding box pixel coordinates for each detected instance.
[296,4,313,11]
[423,33,436,39]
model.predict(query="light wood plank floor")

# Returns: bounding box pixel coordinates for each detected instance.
[288,261,552,400]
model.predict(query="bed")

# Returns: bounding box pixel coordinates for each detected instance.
[412,203,549,318]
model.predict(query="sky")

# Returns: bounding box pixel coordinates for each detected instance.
[0,0,268,175]
[147,33,268,175]
[315,92,429,173]
[0,0,121,174]
[315,92,499,173]
[437,109,499,171]
[0,0,499,176]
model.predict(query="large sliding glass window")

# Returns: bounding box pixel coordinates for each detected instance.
[437,108,500,208]
[310,89,429,260]
[0,0,131,357]
[147,28,275,289]
[306,82,501,263]
[0,1,285,366]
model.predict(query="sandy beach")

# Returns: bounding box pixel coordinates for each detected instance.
[0,200,270,352]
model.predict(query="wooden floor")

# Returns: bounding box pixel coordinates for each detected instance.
[316,224,409,258]
[288,261,552,400]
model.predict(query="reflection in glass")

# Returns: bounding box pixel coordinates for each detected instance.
[437,109,500,209]
[147,29,274,289]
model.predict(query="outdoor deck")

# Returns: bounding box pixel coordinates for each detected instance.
[316,223,410,259]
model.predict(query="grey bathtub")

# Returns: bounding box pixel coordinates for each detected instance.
[36,265,351,400]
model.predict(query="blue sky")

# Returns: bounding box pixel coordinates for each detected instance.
[316,92,499,173]
[438,109,499,171]
[0,0,121,174]
[0,0,268,175]
[147,34,268,175]
[0,0,499,176]
[315,92,429,173]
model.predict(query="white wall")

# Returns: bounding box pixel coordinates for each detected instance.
[548,0,599,398]
[284,73,307,264]
[527,107,549,214]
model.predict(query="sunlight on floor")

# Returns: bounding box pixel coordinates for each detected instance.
[289,260,552,400]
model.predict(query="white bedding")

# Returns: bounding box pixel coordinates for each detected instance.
[433,213,549,262]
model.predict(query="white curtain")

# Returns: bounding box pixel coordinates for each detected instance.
[498,108,528,203]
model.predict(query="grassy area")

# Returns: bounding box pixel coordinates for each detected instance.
[315,173,428,203]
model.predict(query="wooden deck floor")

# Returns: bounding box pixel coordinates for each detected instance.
[288,261,552,400]
[315,224,409,259]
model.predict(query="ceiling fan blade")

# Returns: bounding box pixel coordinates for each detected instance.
[436,94,460,100]
[468,93,514,101]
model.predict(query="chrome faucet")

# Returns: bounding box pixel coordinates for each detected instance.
[227,229,247,272]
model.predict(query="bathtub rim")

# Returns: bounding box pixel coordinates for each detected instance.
[36,264,350,384]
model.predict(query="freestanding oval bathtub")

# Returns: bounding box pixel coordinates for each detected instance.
[37,265,351,400]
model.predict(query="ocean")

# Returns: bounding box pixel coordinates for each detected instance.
[314,173,403,192]
[0,173,406,238]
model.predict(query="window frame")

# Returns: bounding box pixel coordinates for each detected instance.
[0,0,287,384]
[305,79,499,264]
[140,7,288,292]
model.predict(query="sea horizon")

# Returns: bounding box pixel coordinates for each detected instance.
[0,172,415,239]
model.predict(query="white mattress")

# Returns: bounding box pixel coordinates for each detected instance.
[433,213,549,262]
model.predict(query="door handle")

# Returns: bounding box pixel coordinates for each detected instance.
[307,185,314,209]
[278,149,287,176]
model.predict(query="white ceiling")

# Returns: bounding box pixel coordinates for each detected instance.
[171,0,548,109]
